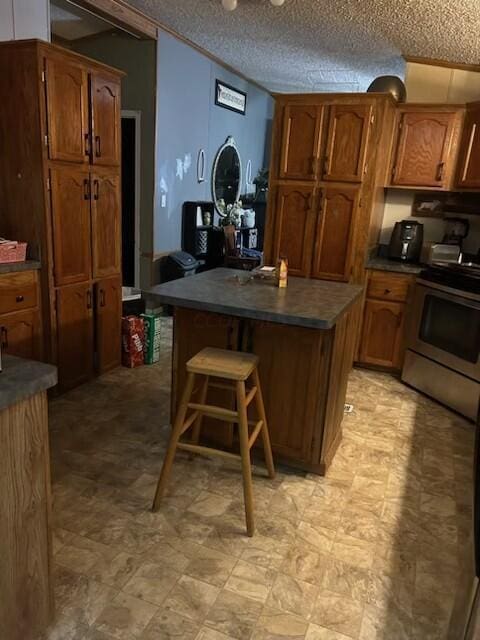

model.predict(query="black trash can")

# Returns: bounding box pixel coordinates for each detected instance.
[164,251,199,281]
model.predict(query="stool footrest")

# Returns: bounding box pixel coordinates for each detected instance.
[245,386,257,406]
[178,441,241,462]
[248,420,264,449]
[187,402,238,421]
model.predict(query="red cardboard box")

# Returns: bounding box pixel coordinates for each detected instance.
[122,316,144,368]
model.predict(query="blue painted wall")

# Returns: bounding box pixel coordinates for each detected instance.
[155,30,273,254]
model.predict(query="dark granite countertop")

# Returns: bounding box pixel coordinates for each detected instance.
[145,268,363,330]
[0,355,57,412]
[0,260,41,274]
[366,257,423,275]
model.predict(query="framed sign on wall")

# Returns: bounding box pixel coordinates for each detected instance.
[215,80,247,115]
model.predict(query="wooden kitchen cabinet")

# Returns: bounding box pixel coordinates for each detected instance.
[456,101,480,188]
[91,171,121,278]
[0,309,41,361]
[271,183,316,277]
[45,56,89,164]
[279,104,324,180]
[311,184,359,281]
[390,108,462,189]
[323,104,372,182]
[91,73,121,167]
[96,276,122,374]
[50,166,92,286]
[56,282,94,390]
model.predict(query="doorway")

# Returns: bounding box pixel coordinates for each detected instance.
[121,111,141,287]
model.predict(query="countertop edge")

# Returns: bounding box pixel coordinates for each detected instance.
[0,260,41,274]
[0,356,58,412]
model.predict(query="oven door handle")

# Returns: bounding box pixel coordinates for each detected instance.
[416,278,480,305]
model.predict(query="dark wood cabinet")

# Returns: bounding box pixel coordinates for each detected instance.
[391,109,460,188]
[1,309,41,361]
[323,104,372,182]
[91,172,121,278]
[45,57,89,164]
[96,276,122,374]
[271,184,316,277]
[312,185,359,281]
[456,101,480,188]
[279,104,324,180]
[56,282,94,390]
[91,73,121,167]
[50,166,92,286]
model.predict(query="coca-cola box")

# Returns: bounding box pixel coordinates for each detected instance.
[121,316,144,368]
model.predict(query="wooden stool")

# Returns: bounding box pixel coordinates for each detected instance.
[152,347,275,536]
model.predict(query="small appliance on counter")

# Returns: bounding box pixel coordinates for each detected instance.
[443,217,470,247]
[388,220,423,262]
[423,242,462,265]
[164,251,199,282]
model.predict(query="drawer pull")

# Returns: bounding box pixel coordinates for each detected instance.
[16,295,24,303]
[384,288,391,295]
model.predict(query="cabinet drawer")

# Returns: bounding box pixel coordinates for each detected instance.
[367,271,412,302]
[0,271,38,314]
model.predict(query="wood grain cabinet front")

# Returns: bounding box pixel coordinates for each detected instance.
[91,73,121,167]
[279,104,324,180]
[95,276,122,374]
[390,109,461,189]
[0,309,41,361]
[359,299,405,370]
[456,101,480,188]
[91,171,121,278]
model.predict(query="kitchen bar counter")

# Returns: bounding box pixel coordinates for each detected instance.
[146,269,362,474]
[146,268,363,329]
[0,260,41,275]
[0,355,57,411]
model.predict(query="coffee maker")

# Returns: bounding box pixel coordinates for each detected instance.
[388,220,424,262]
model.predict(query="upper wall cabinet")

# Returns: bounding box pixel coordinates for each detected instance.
[456,101,480,188]
[45,57,89,163]
[323,104,373,183]
[91,73,121,167]
[390,107,462,189]
[279,105,324,180]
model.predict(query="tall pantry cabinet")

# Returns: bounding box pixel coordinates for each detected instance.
[0,40,123,390]
[264,93,396,284]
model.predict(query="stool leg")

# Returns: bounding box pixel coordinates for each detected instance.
[252,368,275,479]
[191,375,209,444]
[152,371,196,512]
[236,380,255,537]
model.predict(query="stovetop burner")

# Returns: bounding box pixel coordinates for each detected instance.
[420,261,480,296]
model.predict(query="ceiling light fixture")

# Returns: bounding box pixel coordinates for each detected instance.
[221,0,286,10]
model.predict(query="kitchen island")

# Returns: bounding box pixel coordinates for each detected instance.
[146,268,363,474]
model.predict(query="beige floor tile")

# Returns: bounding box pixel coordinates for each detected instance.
[184,546,237,587]
[188,491,233,518]
[94,592,158,639]
[122,561,180,607]
[337,508,380,543]
[163,575,220,622]
[321,559,370,603]
[359,603,411,640]
[195,628,237,640]
[296,521,336,553]
[280,546,327,586]
[305,622,352,640]
[311,589,363,639]
[252,607,308,640]
[350,475,386,500]
[225,560,277,603]
[267,573,319,619]
[331,535,375,571]
[204,589,262,639]
[141,609,199,640]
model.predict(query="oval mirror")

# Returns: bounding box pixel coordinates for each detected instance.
[212,136,242,216]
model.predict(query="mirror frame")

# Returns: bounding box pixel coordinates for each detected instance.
[211,136,242,216]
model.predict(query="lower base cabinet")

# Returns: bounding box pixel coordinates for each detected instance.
[359,299,405,369]
[96,275,122,374]
[1,309,42,360]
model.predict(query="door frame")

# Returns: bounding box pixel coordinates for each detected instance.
[121,110,141,288]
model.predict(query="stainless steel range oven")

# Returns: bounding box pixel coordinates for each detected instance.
[402,264,480,420]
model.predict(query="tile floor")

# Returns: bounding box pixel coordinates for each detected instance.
[46,318,474,640]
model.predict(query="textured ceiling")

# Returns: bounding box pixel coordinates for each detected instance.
[125,0,480,92]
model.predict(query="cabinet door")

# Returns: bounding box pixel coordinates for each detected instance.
[96,276,122,374]
[323,104,372,182]
[359,299,405,369]
[391,111,457,188]
[312,185,359,282]
[91,172,121,279]
[279,104,324,180]
[271,184,316,277]
[91,73,121,167]
[56,283,94,389]
[456,102,480,188]
[0,309,41,360]
[45,57,89,163]
[50,167,92,286]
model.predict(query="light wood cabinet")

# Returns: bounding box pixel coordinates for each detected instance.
[390,107,462,189]
[456,101,480,188]
[45,56,89,164]
[91,171,121,278]
[271,184,316,277]
[96,276,122,374]
[323,104,372,182]
[312,185,359,281]
[279,104,324,180]
[91,73,121,167]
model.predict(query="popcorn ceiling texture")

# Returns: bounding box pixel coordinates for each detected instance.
[127,0,479,92]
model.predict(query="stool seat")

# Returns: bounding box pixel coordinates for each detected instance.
[187,347,259,381]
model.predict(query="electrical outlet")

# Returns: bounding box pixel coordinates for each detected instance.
[161,194,167,208]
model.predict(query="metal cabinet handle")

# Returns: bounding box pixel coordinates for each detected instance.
[86,290,93,309]
[16,295,24,303]
[100,289,106,307]
[83,178,91,200]
[93,179,99,201]
[323,154,329,176]
[1,326,8,349]
[95,135,101,158]
[436,161,445,182]
[84,133,91,156]
[384,288,391,295]
[197,148,206,183]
